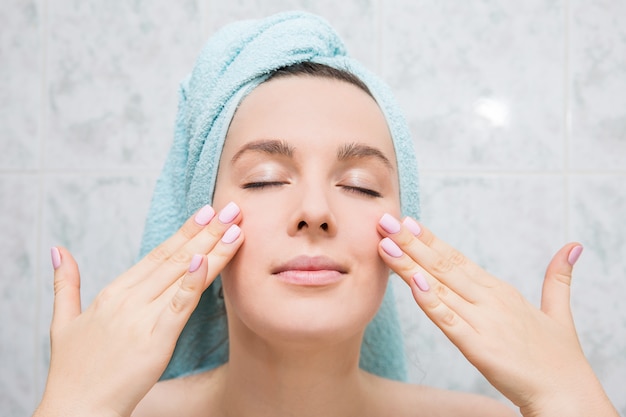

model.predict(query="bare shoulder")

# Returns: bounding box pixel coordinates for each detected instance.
[131,367,222,417]
[367,375,519,417]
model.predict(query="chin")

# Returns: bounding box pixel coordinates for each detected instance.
[223,275,387,349]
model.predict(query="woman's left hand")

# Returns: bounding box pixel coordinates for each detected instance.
[377,213,618,417]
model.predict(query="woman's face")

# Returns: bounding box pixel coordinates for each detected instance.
[213,75,401,346]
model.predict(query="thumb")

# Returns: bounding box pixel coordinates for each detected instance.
[50,247,82,334]
[540,242,583,328]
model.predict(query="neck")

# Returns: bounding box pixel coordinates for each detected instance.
[215,320,376,417]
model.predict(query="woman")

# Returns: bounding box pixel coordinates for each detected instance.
[34,12,618,417]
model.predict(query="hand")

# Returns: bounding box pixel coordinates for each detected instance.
[377,214,618,417]
[34,203,244,417]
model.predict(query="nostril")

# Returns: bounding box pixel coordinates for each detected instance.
[298,220,307,230]
[320,223,328,231]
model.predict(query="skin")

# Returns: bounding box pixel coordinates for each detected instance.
[33,75,618,417]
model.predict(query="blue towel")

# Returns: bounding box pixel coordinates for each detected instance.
[139,11,420,382]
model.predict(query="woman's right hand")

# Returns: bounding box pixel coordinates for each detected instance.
[33,202,244,417]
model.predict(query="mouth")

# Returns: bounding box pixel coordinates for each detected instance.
[272,255,348,286]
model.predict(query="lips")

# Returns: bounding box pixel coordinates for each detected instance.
[272,255,347,286]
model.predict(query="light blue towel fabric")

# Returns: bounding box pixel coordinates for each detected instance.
[139,11,420,382]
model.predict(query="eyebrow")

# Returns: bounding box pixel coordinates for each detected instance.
[230,139,393,170]
[231,139,295,164]
[337,142,393,170]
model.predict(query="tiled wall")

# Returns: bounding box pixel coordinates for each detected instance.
[1,0,624,415]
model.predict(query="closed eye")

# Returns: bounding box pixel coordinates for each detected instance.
[242,181,288,190]
[341,186,382,198]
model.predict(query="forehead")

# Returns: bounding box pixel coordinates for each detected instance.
[222,75,397,164]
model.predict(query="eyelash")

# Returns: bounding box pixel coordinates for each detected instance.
[242,181,287,190]
[341,186,382,198]
[242,182,382,198]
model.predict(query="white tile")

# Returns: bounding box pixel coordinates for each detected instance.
[570,0,626,171]
[569,175,626,414]
[381,0,565,171]
[0,0,41,170]
[45,0,205,171]
[0,175,39,415]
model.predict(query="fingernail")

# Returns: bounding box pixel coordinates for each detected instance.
[222,224,241,244]
[188,254,203,273]
[51,247,61,270]
[568,245,583,266]
[379,213,401,234]
[413,272,430,292]
[402,217,421,236]
[381,237,403,258]
[194,205,215,226]
[218,202,240,224]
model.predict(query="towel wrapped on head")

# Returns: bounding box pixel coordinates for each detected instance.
[139,10,420,381]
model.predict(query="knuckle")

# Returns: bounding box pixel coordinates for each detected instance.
[169,250,192,266]
[431,255,454,274]
[435,283,450,299]
[179,222,199,240]
[147,244,173,264]
[552,271,573,287]
[447,249,466,266]
[170,282,197,314]
[440,310,458,327]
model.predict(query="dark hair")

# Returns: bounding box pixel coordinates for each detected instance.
[266,61,373,98]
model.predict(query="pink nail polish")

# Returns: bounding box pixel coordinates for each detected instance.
[402,217,421,236]
[379,213,401,234]
[194,205,215,226]
[568,245,583,266]
[221,224,241,244]
[51,247,61,270]
[381,237,403,258]
[218,202,240,224]
[413,272,430,292]
[188,254,203,273]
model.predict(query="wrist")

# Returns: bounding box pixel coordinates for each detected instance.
[520,369,618,417]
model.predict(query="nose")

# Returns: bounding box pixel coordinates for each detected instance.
[288,183,337,237]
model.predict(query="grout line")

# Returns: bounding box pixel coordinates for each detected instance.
[375,0,383,76]
[419,169,626,176]
[564,0,572,242]
[33,0,48,407]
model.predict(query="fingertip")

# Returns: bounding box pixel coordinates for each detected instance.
[188,254,204,273]
[402,217,422,237]
[51,247,61,270]
[567,244,583,266]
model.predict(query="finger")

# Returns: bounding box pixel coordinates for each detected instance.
[50,247,82,334]
[541,242,582,328]
[155,224,244,306]
[402,216,493,287]
[122,204,217,283]
[139,203,242,299]
[408,271,476,350]
[377,214,485,302]
[155,254,208,339]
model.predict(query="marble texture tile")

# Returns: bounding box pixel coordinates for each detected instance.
[569,175,626,414]
[36,174,156,398]
[381,0,565,171]
[395,174,564,397]
[45,0,205,171]
[0,0,41,170]
[0,175,39,415]
[206,0,379,70]
[570,0,626,171]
